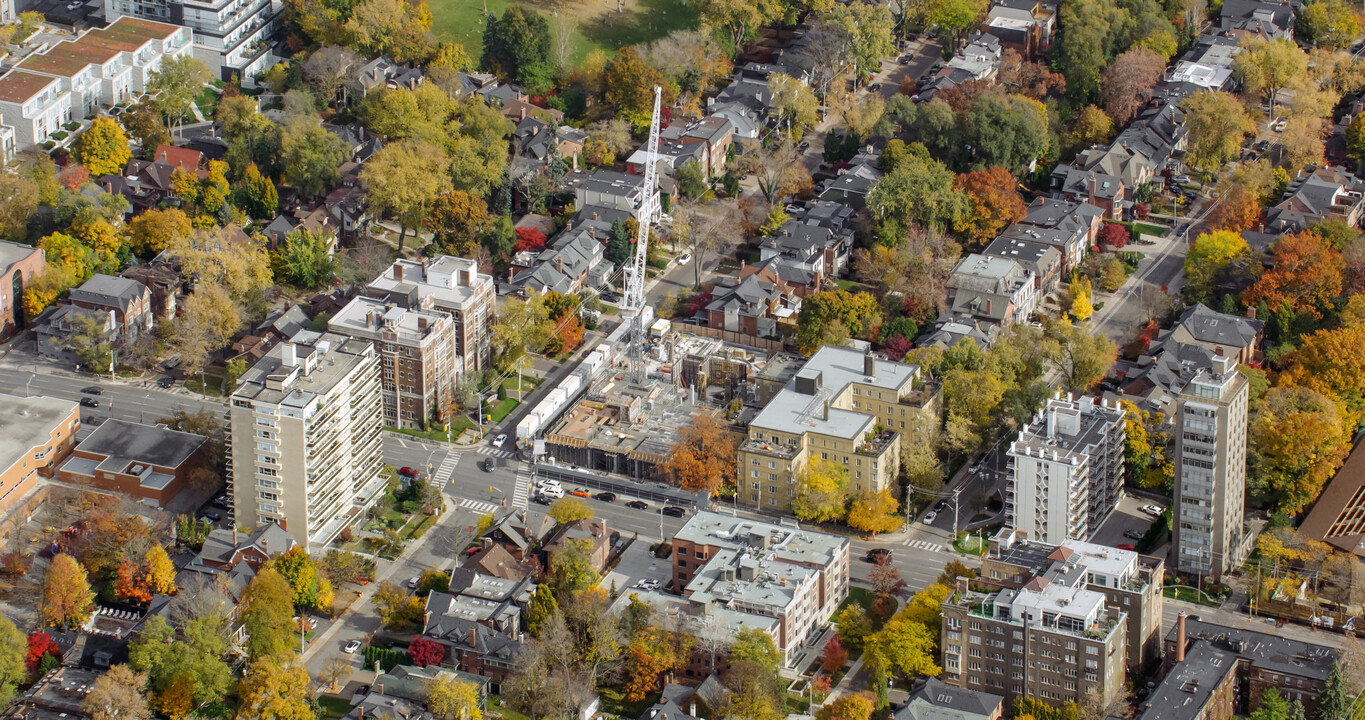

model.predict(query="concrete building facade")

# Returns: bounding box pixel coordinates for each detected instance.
[1006,394,1126,545]
[227,332,384,551]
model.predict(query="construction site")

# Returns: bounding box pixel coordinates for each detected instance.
[539,326,781,481]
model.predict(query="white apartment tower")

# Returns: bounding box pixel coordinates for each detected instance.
[227,332,384,552]
[1007,393,1126,545]
[104,0,282,80]
[1169,352,1249,579]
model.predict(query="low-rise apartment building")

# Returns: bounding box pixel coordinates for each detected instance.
[0,394,80,518]
[104,0,282,81]
[978,529,1164,676]
[946,254,1038,327]
[738,347,940,512]
[0,70,71,150]
[0,240,44,339]
[939,574,1128,709]
[1006,393,1126,545]
[672,511,849,667]
[57,419,208,507]
[328,296,460,430]
[227,332,384,552]
[366,256,495,374]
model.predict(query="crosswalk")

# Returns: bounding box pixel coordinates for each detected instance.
[459,498,500,515]
[476,446,516,459]
[902,538,945,552]
[512,465,532,509]
[431,452,462,490]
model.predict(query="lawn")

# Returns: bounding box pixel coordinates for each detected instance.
[187,373,226,397]
[385,416,477,443]
[317,696,353,719]
[428,0,701,67]
[1132,222,1168,237]
[489,397,520,422]
[1163,585,1221,607]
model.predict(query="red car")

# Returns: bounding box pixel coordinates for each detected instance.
[1117,543,1136,551]
[398,467,419,478]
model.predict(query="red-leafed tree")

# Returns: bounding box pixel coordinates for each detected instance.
[1243,230,1344,318]
[685,291,713,317]
[513,226,547,253]
[882,335,913,361]
[953,166,1027,246]
[821,635,848,673]
[1099,222,1129,249]
[26,631,59,671]
[407,636,446,667]
[1134,202,1151,219]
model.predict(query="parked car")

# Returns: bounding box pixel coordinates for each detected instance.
[1172,174,1191,184]
[343,639,362,654]
[625,500,649,510]
[82,386,103,395]
[867,548,893,562]
[532,494,552,505]
[594,492,617,502]
[398,467,419,478]
[1140,504,1164,516]
[211,496,230,509]
[1123,529,1145,540]
[933,500,946,512]
[465,546,483,556]
[662,506,686,518]
[1117,543,1136,551]
[406,576,421,589]
[157,376,175,389]
[569,487,592,498]
[200,511,222,522]
[79,398,99,408]
[922,511,937,525]
[635,578,660,590]
[677,252,692,265]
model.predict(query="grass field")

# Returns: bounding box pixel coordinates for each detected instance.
[428,0,700,66]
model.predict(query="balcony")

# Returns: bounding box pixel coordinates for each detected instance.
[856,429,897,457]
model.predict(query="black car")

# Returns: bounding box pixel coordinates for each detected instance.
[480,459,494,472]
[200,511,222,522]
[866,548,893,562]
[81,386,103,395]
[532,494,552,506]
[79,397,99,408]
[211,496,230,509]
[662,506,686,518]
[625,500,648,510]
[933,500,947,512]
[594,492,616,502]
[157,376,175,388]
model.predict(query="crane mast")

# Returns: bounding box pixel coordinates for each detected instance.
[624,86,661,383]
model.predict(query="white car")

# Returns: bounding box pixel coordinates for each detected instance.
[1140,504,1164,516]
[635,578,660,590]
[677,252,692,265]
[493,433,508,447]
[343,639,362,654]
[541,484,564,498]
[922,511,937,525]
[406,576,421,589]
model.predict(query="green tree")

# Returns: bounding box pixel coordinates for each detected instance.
[1055,0,1129,102]
[76,117,132,176]
[1181,90,1256,175]
[829,3,896,85]
[273,228,335,289]
[1044,319,1117,393]
[897,99,959,160]
[1304,0,1362,50]
[795,290,884,355]
[1251,688,1294,720]
[363,140,452,253]
[481,7,552,88]
[121,101,172,157]
[867,152,968,241]
[240,567,296,660]
[0,615,25,708]
[694,0,782,51]
[234,163,279,219]
[1235,36,1308,118]
[280,121,346,198]
[526,584,558,637]
[1320,663,1349,720]
[550,538,600,595]
[269,546,334,610]
[148,55,213,135]
[1346,112,1365,173]
[791,459,850,523]
[676,163,707,201]
[768,73,819,141]
[835,606,871,651]
[427,190,490,256]
[731,628,781,673]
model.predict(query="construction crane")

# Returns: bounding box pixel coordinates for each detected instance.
[624,86,662,383]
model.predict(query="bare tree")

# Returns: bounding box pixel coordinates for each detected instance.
[695,610,730,672]
[303,46,363,108]
[747,139,812,204]
[551,16,574,76]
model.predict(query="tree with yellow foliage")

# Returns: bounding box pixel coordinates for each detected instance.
[144,545,176,596]
[426,675,483,720]
[847,489,900,535]
[792,459,850,523]
[1069,275,1093,321]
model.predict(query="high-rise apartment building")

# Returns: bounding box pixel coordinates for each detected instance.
[227,332,384,552]
[1006,394,1126,545]
[328,296,460,430]
[1162,349,1250,578]
[103,0,282,80]
[366,256,495,374]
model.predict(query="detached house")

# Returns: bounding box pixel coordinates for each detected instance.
[985,0,1057,58]
[1265,165,1365,234]
[1049,170,1125,220]
[945,254,1038,327]
[67,274,153,341]
[705,272,799,338]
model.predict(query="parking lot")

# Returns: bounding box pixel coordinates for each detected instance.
[601,540,673,595]
[1092,494,1167,551]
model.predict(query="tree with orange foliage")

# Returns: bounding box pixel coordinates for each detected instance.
[953,166,1027,246]
[547,314,583,355]
[114,559,152,603]
[659,415,737,494]
[1242,231,1344,318]
[621,626,686,702]
[1281,324,1365,424]
[1204,184,1263,233]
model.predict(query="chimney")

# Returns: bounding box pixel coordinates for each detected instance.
[469,626,478,648]
[1176,611,1187,663]
[1087,174,1097,206]
[392,264,402,279]
[557,256,563,273]
[418,317,428,331]
[1246,306,1257,320]
[281,343,297,368]
[864,353,875,377]
[232,526,238,545]
[519,107,526,121]
[592,212,598,221]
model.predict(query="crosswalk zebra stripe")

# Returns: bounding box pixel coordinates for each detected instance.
[460,498,499,515]
[432,452,462,489]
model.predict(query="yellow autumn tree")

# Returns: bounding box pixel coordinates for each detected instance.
[847,489,900,535]
[792,459,850,523]
[143,545,176,596]
[1069,275,1094,321]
